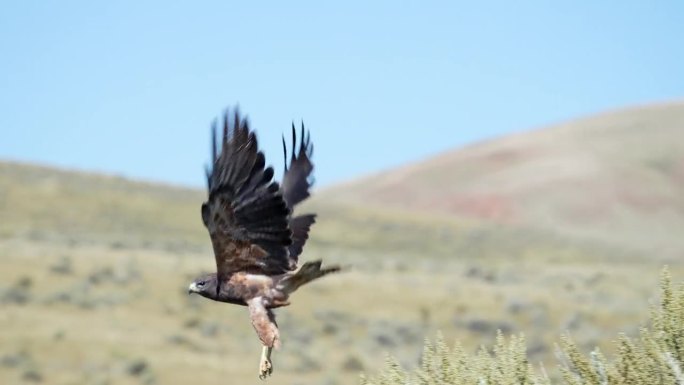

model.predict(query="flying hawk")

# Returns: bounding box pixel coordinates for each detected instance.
[187,108,340,379]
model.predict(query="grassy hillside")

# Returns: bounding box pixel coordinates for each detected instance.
[0,162,206,250]
[1,102,683,384]
[320,101,684,258]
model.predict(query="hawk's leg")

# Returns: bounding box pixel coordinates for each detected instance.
[248,297,278,380]
[258,345,273,380]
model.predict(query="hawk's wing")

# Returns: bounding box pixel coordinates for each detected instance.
[281,123,314,208]
[287,214,315,266]
[280,124,316,266]
[202,110,292,279]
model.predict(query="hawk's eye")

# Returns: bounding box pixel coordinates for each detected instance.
[197,281,205,287]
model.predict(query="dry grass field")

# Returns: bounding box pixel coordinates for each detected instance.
[1,102,683,384]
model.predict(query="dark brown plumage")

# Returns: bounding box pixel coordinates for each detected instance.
[188,108,340,379]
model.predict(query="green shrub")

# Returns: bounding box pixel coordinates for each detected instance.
[361,268,683,385]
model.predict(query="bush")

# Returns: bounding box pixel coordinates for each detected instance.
[361,268,683,385]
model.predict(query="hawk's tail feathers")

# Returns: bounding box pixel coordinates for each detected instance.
[277,260,341,294]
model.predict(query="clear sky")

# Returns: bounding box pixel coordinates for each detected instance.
[1,1,683,188]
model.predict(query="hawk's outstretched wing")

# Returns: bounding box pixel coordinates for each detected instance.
[202,110,293,279]
[281,124,316,267]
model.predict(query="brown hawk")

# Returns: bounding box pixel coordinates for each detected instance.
[187,108,340,379]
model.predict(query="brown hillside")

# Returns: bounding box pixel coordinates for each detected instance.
[319,101,684,257]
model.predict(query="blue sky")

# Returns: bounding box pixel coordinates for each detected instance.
[1,1,683,188]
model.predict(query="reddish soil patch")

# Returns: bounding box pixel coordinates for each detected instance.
[441,194,515,222]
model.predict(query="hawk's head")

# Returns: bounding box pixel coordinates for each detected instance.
[188,273,219,299]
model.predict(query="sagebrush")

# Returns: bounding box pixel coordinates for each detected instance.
[361,268,684,385]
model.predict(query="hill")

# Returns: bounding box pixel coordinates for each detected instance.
[320,101,684,258]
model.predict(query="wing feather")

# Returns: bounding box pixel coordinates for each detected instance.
[280,122,314,208]
[287,214,316,268]
[203,109,292,279]
[280,124,316,267]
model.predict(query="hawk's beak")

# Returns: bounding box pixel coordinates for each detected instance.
[188,282,199,295]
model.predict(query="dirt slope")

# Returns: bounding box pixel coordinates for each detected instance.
[319,101,684,257]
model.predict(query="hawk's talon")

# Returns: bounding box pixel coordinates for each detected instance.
[258,346,273,380]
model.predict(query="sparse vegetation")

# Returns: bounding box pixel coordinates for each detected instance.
[361,268,684,384]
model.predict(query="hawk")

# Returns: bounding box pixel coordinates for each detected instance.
[187,108,340,379]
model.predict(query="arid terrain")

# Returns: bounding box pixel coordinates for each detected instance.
[1,101,683,384]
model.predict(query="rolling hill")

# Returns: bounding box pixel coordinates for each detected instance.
[319,101,684,259]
